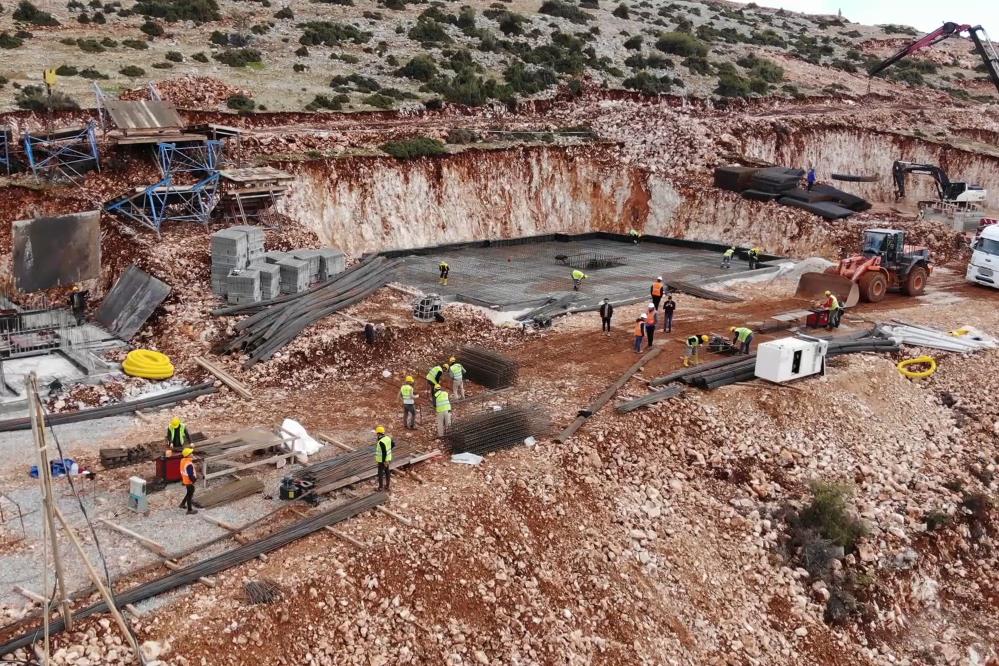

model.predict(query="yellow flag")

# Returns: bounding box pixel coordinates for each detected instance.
[43,69,57,86]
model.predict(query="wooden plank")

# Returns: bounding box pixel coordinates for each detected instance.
[555,347,662,443]
[317,432,355,452]
[162,560,215,587]
[199,513,267,559]
[194,357,253,399]
[203,451,293,482]
[375,505,413,527]
[13,585,45,604]
[292,509,368,548]
[98,519,167,557]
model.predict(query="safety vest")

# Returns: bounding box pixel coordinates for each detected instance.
[375,435,393,463]
[572,269,586,280]
[645,310,656,325]
[179,455,195,486]
[723,248,735,258]
[167,423,187,447]
[651,282,664,297]
[449,363,464,380]
[749,248,760,257]
[734,327,753,342]
[400,384,414,404]
[629,229,640,237]
[686,335,701,347]
[434,390,451,413]
[439,262,448,270]
[634,322,644,337]
[827,294,840,311]
[426,366,442,383]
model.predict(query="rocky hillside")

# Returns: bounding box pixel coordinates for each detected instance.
[0,0,994,113]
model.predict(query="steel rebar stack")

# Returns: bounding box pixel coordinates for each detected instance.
[212,255,401,367]
[457,345,519,388]
[445,405,549,456]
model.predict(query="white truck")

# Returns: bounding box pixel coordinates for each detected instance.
[966,221,999,289]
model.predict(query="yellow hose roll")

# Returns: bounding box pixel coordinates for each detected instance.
[897,356,937,379]
[123,349,175,380]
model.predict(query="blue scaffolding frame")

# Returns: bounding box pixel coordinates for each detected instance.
[23,123,100,182]
[0,126,11,175]
[105,173,220,234]
[157,140,223,177]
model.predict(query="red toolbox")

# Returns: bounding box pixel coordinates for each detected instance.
[805,309,830,328]
[155,455,183,483]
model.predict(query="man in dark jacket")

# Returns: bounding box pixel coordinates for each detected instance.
[662,295,676,333]
[598,298,613,334]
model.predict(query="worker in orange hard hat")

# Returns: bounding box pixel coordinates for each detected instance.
[178,447,198,515]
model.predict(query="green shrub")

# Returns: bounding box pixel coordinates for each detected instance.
[332,52,360,64]
[538,0,592,23]
[151,61,172,69]
[408,19,451,44]
[793,482,867,551]
[380,137,446,159]
[140,19,164,36]
[78,12,91,23]
[79,67,108,79]
[445,128,479,144]
[749,28,785,47]
[880,24,918,36]
[330,73,380,92]
[428,70,511,106]
[656,32,706,57]
[165,50,183,62]
[213,48,263,67]
[274,6,292,19]
[55,64,79,75]
[497,12,527,36]
[191,51,208,62]
[682,54,709,74]
[0,31,23,48]
[363,93,395,109]
[398,54,438,81]
[736,54,783,82]
[123,38,149,49]
[16,85,79,110]
[226,93,255,112]
[101,37,117,47]
[504,62,556,94]
[78,38,105,52]
[457,6,475,30]
[612,3,628,19]
[299,21,372,46]
[623,34,641,50]
[623,71,671,94]
[305,93,349,110]
[120,65,146,76]
[295,45,309,56]
[13,1,59,25]
[313,0,352,4]
[133,0,220,22]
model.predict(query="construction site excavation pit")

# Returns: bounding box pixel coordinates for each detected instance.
[386,234,771,311]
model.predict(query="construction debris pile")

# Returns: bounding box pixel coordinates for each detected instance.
[213,256,400,367]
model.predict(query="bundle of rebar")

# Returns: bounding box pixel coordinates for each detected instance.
[662,278,743,303]
[212,255,401,367]
[457,345,519,388]
[0,383,217,433]
[445,405,549,456]
[0,493,386,658]
[615,385,685,413]
[292,441,428,495]
[244,578,282,605]
[193,477,263,509]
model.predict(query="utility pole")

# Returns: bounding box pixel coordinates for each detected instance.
[28,374,142,664]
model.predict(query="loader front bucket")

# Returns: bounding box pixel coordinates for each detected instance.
[794,272,860,308]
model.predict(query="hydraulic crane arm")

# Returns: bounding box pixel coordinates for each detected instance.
[892,161,951,200]
[968,26,999,94]
[868,22,970,79]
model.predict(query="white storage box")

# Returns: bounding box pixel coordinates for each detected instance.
[754,337,828,383]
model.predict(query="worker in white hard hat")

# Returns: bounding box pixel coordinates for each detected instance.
[650,276,665,310]
[643,303,658,349]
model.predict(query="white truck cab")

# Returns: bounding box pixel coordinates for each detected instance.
[967,222,999,288]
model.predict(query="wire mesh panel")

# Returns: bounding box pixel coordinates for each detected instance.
[457,345,518,388]
[445,404,550,456]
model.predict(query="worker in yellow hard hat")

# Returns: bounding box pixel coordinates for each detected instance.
[684,333,711,367]
[179,446,198,514]
[400,376,417,430]
[166,417,190,450]
[821,290,841,330]
[447,355,466,400]
[374,426,393,491]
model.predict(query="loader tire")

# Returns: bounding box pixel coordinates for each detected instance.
[902,266,928,296]
[858,271,887,303]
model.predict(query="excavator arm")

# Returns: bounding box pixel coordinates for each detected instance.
[869,22,970,79]
[868,21,999,96]
[892,161,950,200]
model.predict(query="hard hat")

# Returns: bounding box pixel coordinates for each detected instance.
[647,303,654,309]
[405,375,414,383]
[375,425,385,434]
[656,276,663,281]
[181,447,194,457]
[824,290,832,296]
[170,417,181,428]
[729,326,736,332]
[701,335,710,343]
[449,356,456,363]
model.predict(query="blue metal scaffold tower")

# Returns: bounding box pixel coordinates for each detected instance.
[104,173,220,234]
[157,140,223,177]
[23,122,100,182]
[0,126,11,175]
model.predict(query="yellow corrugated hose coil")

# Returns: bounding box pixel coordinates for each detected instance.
[897,356,936,379]
[123,349,175,380]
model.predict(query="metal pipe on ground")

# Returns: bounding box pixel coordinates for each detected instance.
[0,493,386,658]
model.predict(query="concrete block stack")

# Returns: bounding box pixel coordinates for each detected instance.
[248,262,281,300]
[262,251,288,265]
[292,250,323,284]
[226,269,260,305]
[229,225,266,264]
[211,228,249,296]
[316,248,346,279]
[277,257,310,294]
